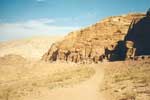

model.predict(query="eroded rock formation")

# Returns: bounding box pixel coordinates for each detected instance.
[125,15,150,56]
[42,13,149,63]
[105,10,150,61]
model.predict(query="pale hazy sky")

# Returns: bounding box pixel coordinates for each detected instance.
[0,0,149,41]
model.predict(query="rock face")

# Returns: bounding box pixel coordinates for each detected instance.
[125,15,150,56]
[42,13,146,63]
[104,12,150,61]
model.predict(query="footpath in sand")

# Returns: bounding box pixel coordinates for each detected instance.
[24,64,106,100]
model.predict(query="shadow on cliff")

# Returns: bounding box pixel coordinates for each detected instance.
[125,16,150,56]
[108,15,150,61]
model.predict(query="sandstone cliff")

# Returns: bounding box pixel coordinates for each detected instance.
[125,15,150,56]
[42,13,145,63]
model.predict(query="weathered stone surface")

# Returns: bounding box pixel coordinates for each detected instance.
[42,13,147,63]
[124,14,150,56]
[105,11,150,61]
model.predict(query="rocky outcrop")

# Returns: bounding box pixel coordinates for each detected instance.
[104,11,150,61]
[125,15,150,56]
[42,13,146,63]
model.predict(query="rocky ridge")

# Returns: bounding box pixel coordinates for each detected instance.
[42,13,145,63]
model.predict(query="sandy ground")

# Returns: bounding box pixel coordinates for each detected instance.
[0,56,106,100]
[21,64,105,100]
[0,36,107,100]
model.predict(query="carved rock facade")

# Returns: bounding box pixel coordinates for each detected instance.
[104,13,150,61]
[42,13,149,63]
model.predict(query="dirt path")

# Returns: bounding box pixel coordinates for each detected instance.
[31,64,105,100]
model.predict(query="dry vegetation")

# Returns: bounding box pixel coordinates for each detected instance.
[100,60,150,100]
[0,54,95,100]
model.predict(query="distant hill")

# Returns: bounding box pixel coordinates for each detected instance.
[0,36,63,60]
